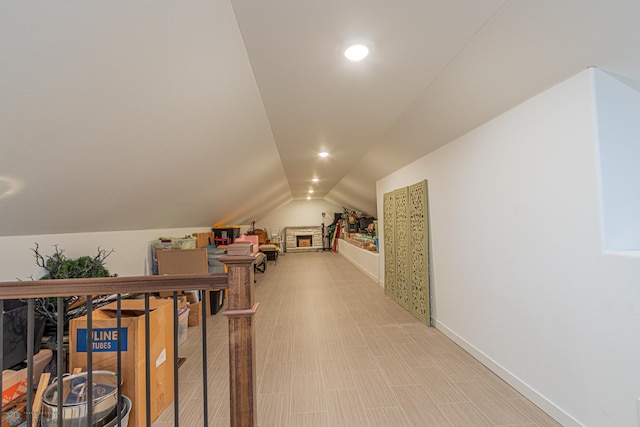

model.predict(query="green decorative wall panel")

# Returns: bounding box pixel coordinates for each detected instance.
[383,180,430,325]
[383,191,396,298]
[394,187,410,310]
[409,181,430,324]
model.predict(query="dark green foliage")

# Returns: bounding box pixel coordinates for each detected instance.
[28,244,118,327]
[33,243,116,279]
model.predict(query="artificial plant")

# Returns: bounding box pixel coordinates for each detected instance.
[29,243,117,327]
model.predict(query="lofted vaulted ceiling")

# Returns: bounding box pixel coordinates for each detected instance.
[2,1,640,236]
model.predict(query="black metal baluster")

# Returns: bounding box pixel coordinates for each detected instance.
[201,289,209,427]
[26,299,34,427]
[57,297,64,427]
[116,293,122,426]
[86,295,93,427]
[173,291,180,426]
[145,293,151,427]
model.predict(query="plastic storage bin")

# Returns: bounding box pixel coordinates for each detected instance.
[207,247,225,274]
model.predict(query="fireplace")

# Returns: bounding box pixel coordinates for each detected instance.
[284,226,323,252]
[296,235,312,247]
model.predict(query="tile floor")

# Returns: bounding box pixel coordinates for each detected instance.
[154,251,560,426]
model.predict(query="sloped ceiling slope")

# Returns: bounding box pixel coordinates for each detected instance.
[0,1,289,237]
[230,0,505,216]
[230,0,640,218]
[329,0,640,213]
[3,1,640,237]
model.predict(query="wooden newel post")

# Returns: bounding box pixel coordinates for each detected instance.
[220,254,259,427]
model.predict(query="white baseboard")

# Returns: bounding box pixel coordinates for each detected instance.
[434,320,583,427]
[337,251,379,283]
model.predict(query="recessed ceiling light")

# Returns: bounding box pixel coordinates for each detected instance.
[306,196,311,200]
[344,44,369,61]
[312,178,319,183]
[308,189,314,193]
[318,151,329,158]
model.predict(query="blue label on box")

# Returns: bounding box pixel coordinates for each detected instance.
[76,328,128,352]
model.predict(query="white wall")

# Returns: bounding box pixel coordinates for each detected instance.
[255,199,343,239]
[376,69,640,426]
[0,227,210,281]
[336,239,380,282]
[0,199,343,281]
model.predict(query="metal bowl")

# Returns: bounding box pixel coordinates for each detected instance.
[41,370,119,427]
[101,396,131,427]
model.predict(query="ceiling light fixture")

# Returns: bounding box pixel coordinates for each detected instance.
[312,178,319,183]
[307,196,311,200]
[308,189,314,193]
[318,151,329,158]
[344,44,369,61]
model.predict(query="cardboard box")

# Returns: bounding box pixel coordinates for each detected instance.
[158,248,208,275]
[157,248,209,299]
[2,394,26,427]
[191,232,215,248]
[2,368,26,407]
[2,349,53,406]
[185,292,198,304]
[68,298,174,427]
[176,295,187,310]
[158,289,184,298]
[188,301,202,326]
[185,289,225,326]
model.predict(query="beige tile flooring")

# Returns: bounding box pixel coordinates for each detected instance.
[154,251,560,426]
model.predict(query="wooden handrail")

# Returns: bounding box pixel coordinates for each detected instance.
[0,273,228,299]
[0,251,258,427]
